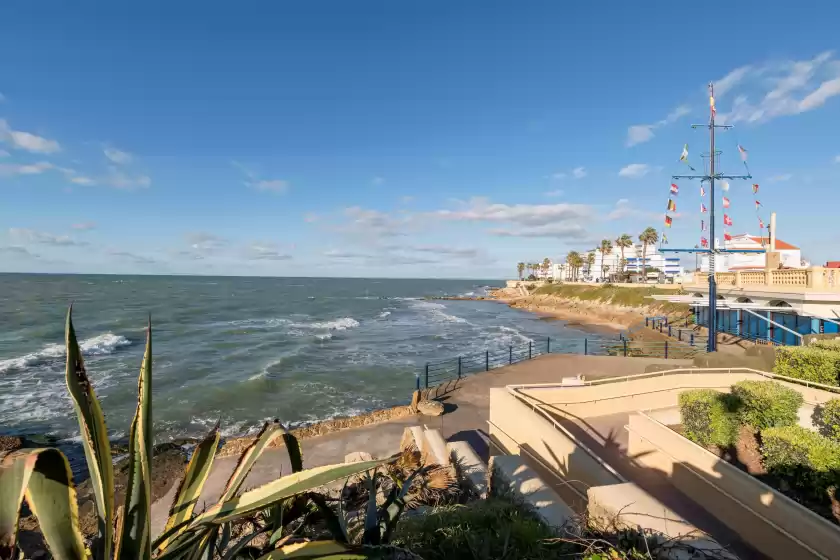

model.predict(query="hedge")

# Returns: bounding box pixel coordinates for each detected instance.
[815,398,840,442]
[773,346,840,386]
[678,389,740,447]
[731,380,803,430]
[811,338,840,352]
[761,425,840,498]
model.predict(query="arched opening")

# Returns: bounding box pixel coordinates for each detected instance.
[768,300,792,308]
[736,297,753,303]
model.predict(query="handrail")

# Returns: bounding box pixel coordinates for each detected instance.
[508,366,840,395]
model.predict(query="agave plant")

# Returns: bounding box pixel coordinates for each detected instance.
[0,309,394,560]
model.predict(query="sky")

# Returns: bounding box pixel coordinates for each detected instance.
[2,2,840,279]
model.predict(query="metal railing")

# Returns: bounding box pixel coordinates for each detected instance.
[417,335,705,389]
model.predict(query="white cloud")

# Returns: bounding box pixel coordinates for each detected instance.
[0,246,38,258]
[769,173,793,182]
[371,176,385,186]
[714,65,752,97]
[102,168,151,189]
[0,119,60,153]
[544,189,564,197]
[435,198,592,226]
[834,155,840,163]
[626,105,691,146]
[9,228,87,246]
[104,147,133,165]
[70,175,96,186]
[572,166,587,179]
[71,222,96,231]
[490,223,589,239]
[718,51,840,124]
[0,161,54,176]
[253,179,288,193]
[618,163,651,178]
[247,242,292,261]
[108,249,157,264]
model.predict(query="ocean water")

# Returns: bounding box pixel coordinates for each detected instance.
[0,274,596,442]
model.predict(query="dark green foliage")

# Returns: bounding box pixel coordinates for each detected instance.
[678,390,740,447]
[773,346,840,386]
[761,425,840,501]
[810,339,840,352]
[815,398,840,442]
[391,498,572,559]
[731,380,803,430]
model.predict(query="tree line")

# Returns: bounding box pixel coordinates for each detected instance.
[516,227,659,281]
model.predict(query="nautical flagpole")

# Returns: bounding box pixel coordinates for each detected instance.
[668,82,752,352]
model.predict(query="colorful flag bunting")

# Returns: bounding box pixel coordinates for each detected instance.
[662,234,669,244]
[722,196,730,209]
[723,214,733,226]
[701,237,709,248]
[755,200,762,209]
[664,215,673,228]
[700,186,706,197]
[710,96,716,118]
[667,199,676,212]
[759,218,765,229]
[680,144,689,163]
[701,220,706,231]
[752,184,759,194]
[720,180,729,192]
[670,183,679,195]
[724,231,732,241]
[738,144,748,161]
[700,203,707,213]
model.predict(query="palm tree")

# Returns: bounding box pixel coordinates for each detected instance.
[542,257,551,279]
[566,251,579,281]
[599,239,613,280]
[573,253,584,281]
[639,227,659,282]
[586,252,595,278]
[517,262,525,280]
[615,234,633,281]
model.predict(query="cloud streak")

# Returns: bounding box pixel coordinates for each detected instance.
[626,105,691,146]
[0,119,60,153]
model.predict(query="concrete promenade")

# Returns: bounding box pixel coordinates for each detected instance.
[150,354,691,536]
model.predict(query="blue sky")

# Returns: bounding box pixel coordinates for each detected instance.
[2,2,840,278]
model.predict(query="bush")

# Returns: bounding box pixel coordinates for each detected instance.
[811,338,840,351]
[678,389,740,447]
[761,425,840,498]
[731,380,803,430]
[773,346,840,386]
[815,398,840,442]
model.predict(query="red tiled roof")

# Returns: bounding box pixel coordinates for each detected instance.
[826,261,840,269]
[747,236,798,250]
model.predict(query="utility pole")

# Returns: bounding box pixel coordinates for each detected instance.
[669,83,752,353]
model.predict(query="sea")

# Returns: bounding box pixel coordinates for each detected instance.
[0,274,598,443]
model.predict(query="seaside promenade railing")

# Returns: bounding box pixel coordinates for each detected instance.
[418,335,704,389]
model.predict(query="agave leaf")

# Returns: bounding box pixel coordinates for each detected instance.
[0,448,86,560]
[190,459,386,527]
[64,307,114,559]
[220,420,285,503]
[221,527,271,560]
[115,319,153,560]
[306,493,347,544]
[282,432,303,474]
[151,527,209,560]
[256,540,354,559]
[361,471,380,546]
[157,423,221,551]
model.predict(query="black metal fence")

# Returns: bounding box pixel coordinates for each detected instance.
[417,335,704,389]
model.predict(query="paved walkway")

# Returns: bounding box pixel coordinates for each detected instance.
[150,354,691,536]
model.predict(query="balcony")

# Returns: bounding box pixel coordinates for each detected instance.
[688,267,840,293]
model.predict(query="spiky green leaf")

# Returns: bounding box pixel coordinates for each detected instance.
[157,423,221,551]
[220,420,285,503]
[256,540,354,559]
[115,320,153,560]
[190,459,387,527]
[306,493,347,544]
[282,432,303,474]
[0,448,86,560]
[64,307,114,559]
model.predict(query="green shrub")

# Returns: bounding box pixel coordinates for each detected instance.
[773,346,840,386]
[731,380,803,430]
[811,338,840,352]
[761,425,840,498]
[678,389,740,447]
[815,398,840,442]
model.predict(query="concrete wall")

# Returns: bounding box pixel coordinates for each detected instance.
[488,388,623,506]
[626,412,840,560]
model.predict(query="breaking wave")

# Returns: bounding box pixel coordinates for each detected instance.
[0,333,131,374]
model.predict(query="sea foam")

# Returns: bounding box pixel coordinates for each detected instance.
[0,333,131,374]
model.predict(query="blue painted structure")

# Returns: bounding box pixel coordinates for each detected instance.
[693,306,839,346]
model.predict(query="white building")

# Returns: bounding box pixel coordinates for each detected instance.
[542,242,684,282]
[699,234,804,272]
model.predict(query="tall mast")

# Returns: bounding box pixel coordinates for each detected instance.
[708,83,717,351]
